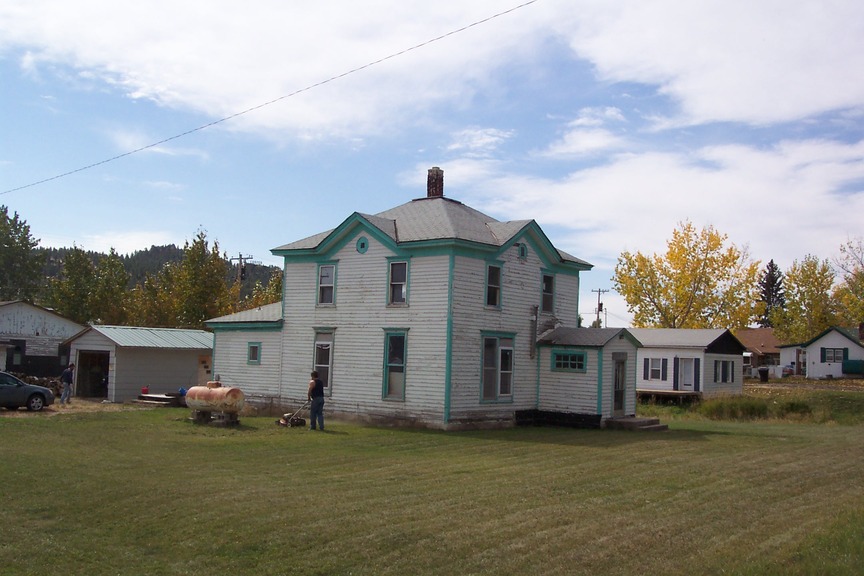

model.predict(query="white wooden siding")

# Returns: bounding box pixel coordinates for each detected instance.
[0,302,83,355]
[803,331,864,379]
[702,353,743,397]
[211,331,283,397]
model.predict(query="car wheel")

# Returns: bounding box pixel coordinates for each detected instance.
[26,395,45,412]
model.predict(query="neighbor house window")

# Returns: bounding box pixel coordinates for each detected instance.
[318,264,335,305]
[314,331,333,392]
[388,261,408,305]
[541,273,554,313]
[486,264,501,307]
[384,331,407,400]
[714,360,735,383]
[822,348,846,363]
[482,335,514,401]
[553,351,586,372]
[643,358,668,381]
[247,342,261,365]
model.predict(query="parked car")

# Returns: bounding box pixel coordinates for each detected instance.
[0,371,55,411]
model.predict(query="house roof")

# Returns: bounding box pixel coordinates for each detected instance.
[69,325,213,349]
[627,328,745,355]
[537,327,640,348]
[799,326,864,349]
[206,302,283,324]
[272,196,592,268]
[734,327,782,355]
[0,300,84,328]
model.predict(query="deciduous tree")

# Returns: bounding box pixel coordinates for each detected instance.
[612,221,762,329]
[48,247,95,324]
[832,238,864,326]
[90,249,131,325]
[770,255,836,343]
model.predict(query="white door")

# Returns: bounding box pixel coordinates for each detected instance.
[679,358,695,391]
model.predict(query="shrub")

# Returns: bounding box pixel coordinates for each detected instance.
[698,396,770,420]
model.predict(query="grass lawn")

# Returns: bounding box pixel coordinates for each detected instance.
[2,385,864,576]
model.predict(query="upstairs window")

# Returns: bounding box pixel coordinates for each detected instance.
[318,264,335,305]
[541,273,554,313]
[389,261,408,305]
[486,265,501,307]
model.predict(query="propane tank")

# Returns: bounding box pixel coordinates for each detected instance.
[185,383,245,413]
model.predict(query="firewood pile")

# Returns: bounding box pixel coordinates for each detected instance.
[10,373,61,396]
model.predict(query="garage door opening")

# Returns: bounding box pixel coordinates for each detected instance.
[77,351,110,399]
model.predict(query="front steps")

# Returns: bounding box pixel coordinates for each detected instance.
[604,416,668,432]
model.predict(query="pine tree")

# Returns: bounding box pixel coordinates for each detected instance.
[757,259,785,327]
[0,205,45,301]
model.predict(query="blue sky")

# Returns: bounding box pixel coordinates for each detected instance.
[2,0,863,326]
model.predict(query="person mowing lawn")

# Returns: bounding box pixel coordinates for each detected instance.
[307,371,325,431]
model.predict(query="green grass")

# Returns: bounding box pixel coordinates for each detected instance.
[2,399,864,576]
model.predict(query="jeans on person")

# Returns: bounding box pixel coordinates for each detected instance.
[309,397,325,430]
[60,384,72,404]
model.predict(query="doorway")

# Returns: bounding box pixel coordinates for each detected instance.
[613,358,626,416]
[679,358,695,391]
[77,351,110,398]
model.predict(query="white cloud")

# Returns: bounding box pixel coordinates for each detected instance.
[446,127,515,157]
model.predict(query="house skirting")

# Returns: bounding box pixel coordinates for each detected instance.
[514,410,602,429]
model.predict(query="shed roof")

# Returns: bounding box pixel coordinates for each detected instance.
[537,327,640,348]
[71,326,213,349]
[206,302,283,324]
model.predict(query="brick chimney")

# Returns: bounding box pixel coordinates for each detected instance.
[427,166,444,198]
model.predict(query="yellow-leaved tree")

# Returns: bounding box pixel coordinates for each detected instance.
[612,221,762,329]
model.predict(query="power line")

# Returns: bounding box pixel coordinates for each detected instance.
[2,0,540,196]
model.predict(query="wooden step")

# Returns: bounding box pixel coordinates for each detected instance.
[605,417,667,431]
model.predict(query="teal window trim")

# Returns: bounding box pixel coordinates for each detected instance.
[517,243,529,260]
[485,261,503,309]
[386,257,410,306]
[383,329,408,401]
[540,270,555,314]
[480,331,516,404]
[317,262,337,306]
[551,349,587,373]
[247,342,262,365]
[313,329,334,396]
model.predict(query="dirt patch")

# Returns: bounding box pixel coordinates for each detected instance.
[745,376,864,393]
[0,399,152,418]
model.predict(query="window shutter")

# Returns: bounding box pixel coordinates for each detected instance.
[661,358,668,381]
[844,348,850,361]
[672,357,680,391]
[820,347,826,362]
[694,358,701,391]
[643,358,649,380]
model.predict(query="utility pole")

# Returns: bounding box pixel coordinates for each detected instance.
[592,288,609,327]
[230,252,254,283]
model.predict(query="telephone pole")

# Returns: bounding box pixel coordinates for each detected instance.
[592,288,609,327]
[230,253,254,283]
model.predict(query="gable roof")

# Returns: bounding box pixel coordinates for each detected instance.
[0,300,84,328]
[69,325,213,349]
[537,327,641,348]
[734,327,782,355]
[628,328,745,354]
[800,326,864,349]
[272,196,592,270]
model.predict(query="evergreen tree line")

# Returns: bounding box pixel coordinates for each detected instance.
[1,206,281,329]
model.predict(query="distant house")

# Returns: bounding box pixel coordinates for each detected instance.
[205,167,650,429]
[0,300,84,376]
[735,327,782,377]
[629,328,746,398]
[797,326,864,380]
[65,326,213,402]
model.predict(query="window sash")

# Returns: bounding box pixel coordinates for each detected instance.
[318,265,335,304]
[314,332,332,390]
[554,352,586,372]
[482,336,514,400]
[384,333,406,399]
[247,343,261,364]
[486,265,501,307]
[541,274,554,313]
[389,262,407,304]
[650,358,662,380]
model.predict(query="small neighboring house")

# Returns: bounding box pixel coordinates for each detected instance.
[778,343,807,376]
[0,300,84,376]
[735,327,782,377]
[629,328,746,398]
[206,167,650,429]
[797,326,864,380]
[65,325,213,402]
